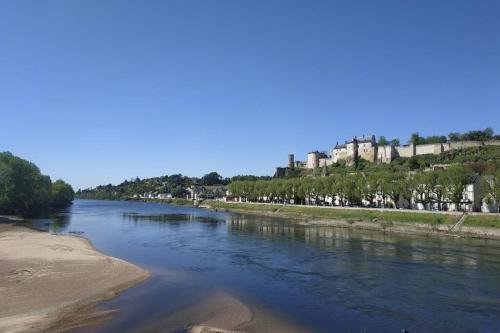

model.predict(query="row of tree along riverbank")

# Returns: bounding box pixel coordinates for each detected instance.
[228,165,499,212]
[202,200,500,239]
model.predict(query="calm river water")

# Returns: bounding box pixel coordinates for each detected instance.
[30,199,500,333]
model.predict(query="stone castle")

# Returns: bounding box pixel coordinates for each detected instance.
[277,135,500,174]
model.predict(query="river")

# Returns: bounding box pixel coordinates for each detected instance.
[29,199,500,332]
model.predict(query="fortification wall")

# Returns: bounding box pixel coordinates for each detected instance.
[449,141,483,150]
[415,143,443,155]
[395,144,414,158]
[319,158,334,167]
[485,140,500,146]
[377,145,394,164]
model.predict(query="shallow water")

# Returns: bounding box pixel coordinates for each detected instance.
[28,199,500,333]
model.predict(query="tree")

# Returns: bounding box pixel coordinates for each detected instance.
[410,133,422,145]
[361,173,378,207]
[448,132,461,142]
[386,173,405,208]
[344,174,362,206]
[390,138,400,146]
[0,152,53,216]
[431,171,448,211]
[408,156,420,170]
[378,136,389,146]
[51,180,75,209]
[493,170,500,211]
[413,172,434,210]
[445,166,473,211]
[201,172,223,186]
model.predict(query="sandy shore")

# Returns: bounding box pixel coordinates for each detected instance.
[0,224,150,333]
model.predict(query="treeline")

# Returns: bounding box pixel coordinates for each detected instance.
[0,152,74,217]
[377,127,497,147]
[76,171,271,200]
[448,128,497,142]
[229,166,500,212]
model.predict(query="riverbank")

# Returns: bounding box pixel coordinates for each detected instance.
[0,224,150,333]
[202,200,500,240]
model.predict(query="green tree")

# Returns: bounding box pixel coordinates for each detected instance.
[378,136,389,146]
[0,152,53,216]
[201,172,223,186]
[432,171,448,211]
[445,166,473,211]
[51,180,75,209]
[390,138,400,146]
[386,173,405,208]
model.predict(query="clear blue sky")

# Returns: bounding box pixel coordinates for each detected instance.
[1,0,499,190]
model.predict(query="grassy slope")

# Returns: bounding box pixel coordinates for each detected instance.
[464,215,500,228]
[204,201,460,225]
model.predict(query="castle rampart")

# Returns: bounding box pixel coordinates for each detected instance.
[279,138,500,173]
[394,144,415,158]
[415,143,443,155]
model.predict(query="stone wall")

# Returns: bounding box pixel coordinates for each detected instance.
[415,143,443,155]
[377,145,394,164]
[448,141,483,150]
[394,144,415,158]
[319,158,334,167]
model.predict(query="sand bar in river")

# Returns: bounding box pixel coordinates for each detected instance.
[0,224,150,333]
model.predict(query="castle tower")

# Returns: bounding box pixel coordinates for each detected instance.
[306,151,320,169]
[346,139,358,166]
[287,154,295,169]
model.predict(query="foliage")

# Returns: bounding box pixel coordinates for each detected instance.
[0,152,74,216]
[228,165,481,211]
[51,180,75,209]
[448,127,494,142]
[378,136,389,146]
[409,132,447,145]
[201,172,224,186]
[77,172,270,200]
[77,173,194,200]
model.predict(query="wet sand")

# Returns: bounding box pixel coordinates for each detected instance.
[0,224,150,333]
[134,291,311,333]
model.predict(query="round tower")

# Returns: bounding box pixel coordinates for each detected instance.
[307,151,320,169]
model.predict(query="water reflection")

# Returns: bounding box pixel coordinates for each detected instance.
[122,212,224,224]
[226,215,500,271]
[25,211,72,232]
